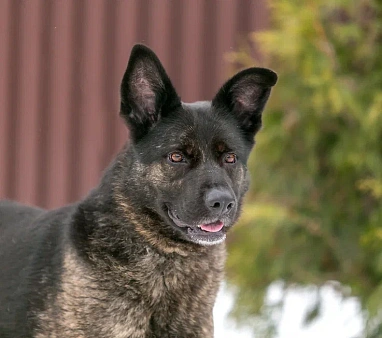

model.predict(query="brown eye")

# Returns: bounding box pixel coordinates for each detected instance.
[168,152,184,163]
[224,153,237,164]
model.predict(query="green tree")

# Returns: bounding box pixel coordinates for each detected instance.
[225,0,382,336]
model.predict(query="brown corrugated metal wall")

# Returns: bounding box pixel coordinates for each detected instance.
[0,0,268,209]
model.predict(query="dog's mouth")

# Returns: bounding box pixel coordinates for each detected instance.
[166,207,226,246]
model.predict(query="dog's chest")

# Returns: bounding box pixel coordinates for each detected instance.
[34,248,223,338]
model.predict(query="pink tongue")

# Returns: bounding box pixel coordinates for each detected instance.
[200,221,224,233]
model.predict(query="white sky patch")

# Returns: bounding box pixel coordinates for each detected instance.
[214,283,253,338]
[214,282,364,338]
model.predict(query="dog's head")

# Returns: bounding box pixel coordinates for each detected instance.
[118,44,277,247]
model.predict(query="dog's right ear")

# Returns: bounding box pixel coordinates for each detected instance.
[120,44,181,142]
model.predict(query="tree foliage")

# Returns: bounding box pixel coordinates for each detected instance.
[225,0,382,336]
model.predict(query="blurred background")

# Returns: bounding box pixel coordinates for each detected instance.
[0,0,381,337]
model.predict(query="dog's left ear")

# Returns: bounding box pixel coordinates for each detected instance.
[212,67,277,142]
[120,44,181,141]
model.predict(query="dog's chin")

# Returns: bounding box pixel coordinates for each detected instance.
[165,207,228,246]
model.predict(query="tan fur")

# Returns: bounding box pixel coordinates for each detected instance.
[113,190,190,257]
[35,248,150,338]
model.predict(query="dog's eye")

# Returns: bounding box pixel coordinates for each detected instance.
[168,152,185,163]
[224,153,237,164]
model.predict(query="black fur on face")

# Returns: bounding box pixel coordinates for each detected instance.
[118,44,277,247]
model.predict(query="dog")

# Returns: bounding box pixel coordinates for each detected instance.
[0,44,277,338]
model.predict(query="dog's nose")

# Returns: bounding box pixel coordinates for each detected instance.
[205,188,235,215]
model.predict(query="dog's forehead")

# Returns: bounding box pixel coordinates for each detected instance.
[178,101,244,151]
[149,101,246,155]
[180,101,224,139]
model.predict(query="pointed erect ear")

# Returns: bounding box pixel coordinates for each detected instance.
[120,44,181,141]
[212,67,277,142]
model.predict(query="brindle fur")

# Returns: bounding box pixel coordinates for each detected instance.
[0,45,277,338]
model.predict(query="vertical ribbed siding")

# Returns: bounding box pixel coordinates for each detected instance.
[0,0,268,209]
